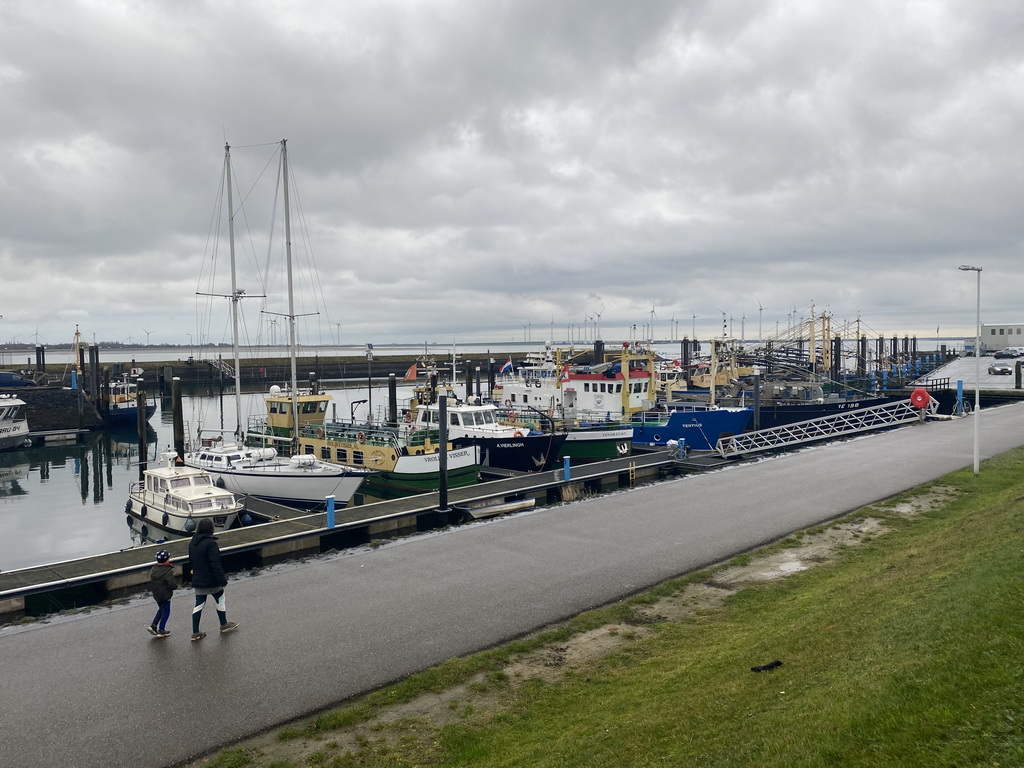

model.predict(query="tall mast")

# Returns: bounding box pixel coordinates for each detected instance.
[225,143,243,439]
[281,139,300,438]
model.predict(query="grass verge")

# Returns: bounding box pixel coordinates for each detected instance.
[191,448,1024,768]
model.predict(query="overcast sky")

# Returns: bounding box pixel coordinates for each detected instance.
[1,0,1022,350]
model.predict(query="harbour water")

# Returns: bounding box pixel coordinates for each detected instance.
[0,382,415,573]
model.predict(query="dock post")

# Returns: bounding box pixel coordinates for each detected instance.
[172,377,185,460]
[326,495,335,528]
[563,456,571,481]
[437,396,449,511]
[387,374,397,426]
[136,380,147,480]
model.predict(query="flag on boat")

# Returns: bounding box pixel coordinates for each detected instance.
[403,363,417,381]
[500,357,513,374]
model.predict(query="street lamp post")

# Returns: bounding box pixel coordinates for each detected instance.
[959,265,982,475]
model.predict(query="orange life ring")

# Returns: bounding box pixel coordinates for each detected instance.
[546,408,554,418]
[316,427,325,439]
[508,411,517,423]
[357,431,367,444]
[403,411,412,423]
[513,430,524,437]
[910,388,930,409]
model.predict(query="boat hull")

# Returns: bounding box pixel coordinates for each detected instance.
[753,397,894,429]
[557,427,633,463]
[631,408,753,450]
[104,403,157,425]
[452,433,567,473]
[202,467,367,510]
[125,494,239,537]
[356,447,479,502]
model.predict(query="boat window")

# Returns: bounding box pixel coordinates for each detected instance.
[319,402,328,412]
[170,477,192,488]
[280,403,289,415]
[193,476,212,486]
[269,402,279,413]
[193,500,212,511]
[335,448,348,463]
[321,446,330,460]
[482,411,494,424]
[302,402,318,414]
[158,479,168,491]
[352,451,364,466]
[303,445,314,455]
[450,413,459,426]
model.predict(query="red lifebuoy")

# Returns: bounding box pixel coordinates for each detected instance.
[513,430,524,437]
[357,431,367,444]
[910,388,930,409]
[508,411,517,423]
[403,411,412,423]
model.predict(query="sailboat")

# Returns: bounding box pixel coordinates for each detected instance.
[183,141,376,510]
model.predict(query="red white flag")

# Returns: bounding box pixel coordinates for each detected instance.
[403,363,417,381]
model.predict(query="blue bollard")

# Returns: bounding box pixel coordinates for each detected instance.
[326,495,335,528]
[563,456,571,481]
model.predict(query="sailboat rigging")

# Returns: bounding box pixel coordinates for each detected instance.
[184,140,375,510]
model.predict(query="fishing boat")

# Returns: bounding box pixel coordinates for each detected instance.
[493,341,750,453]
[247,381,480,503]
[410,397,567,473]
[0,395,32,452]
[182,141,375,509]
[407,363,567,473]
[104,372,157,426]
[125,456,244,537]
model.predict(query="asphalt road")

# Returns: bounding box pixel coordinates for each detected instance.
[3,401,1024,768]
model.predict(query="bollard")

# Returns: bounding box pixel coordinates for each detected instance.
[563,456,571,481]
[326,495,335,528]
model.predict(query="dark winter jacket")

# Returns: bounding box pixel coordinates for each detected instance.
[188,532,227,590]
[149,563,176,603]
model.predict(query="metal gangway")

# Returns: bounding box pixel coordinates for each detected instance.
[716,397,937,459]
[210,358,236,379]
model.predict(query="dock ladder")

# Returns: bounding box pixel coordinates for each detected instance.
[716,398,936,459]
[211,358,235,379]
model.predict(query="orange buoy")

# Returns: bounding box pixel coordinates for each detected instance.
[910,388,930,409]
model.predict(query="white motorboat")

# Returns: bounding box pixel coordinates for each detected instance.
[185,439,374,510]
[0,395,32,452]
[126,457,244,537]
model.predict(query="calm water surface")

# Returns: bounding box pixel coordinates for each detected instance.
[0,383,413,572]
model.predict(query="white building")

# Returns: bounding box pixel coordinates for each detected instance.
[981,323,1024,353]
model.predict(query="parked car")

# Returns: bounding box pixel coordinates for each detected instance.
[0,371,36,387]
[993,347,1024,359]
[988,362,1013,375]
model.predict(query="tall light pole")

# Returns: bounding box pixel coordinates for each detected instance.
[959,265,982,475]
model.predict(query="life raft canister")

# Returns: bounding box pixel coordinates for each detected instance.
[910,388,930,409]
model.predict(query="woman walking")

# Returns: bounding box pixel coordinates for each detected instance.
[188,518,239,641]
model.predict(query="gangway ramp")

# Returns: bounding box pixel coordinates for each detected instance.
[716,398,934,458]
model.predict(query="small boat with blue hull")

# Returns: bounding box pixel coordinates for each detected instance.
[630,403,753,450]
[104,373,157,426]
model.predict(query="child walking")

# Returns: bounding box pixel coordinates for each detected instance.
[148,550,175,638]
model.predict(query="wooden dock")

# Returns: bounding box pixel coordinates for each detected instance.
[0,449,698,624]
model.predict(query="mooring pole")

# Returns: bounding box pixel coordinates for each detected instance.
[437,395,448,512]
[172,377,185,461]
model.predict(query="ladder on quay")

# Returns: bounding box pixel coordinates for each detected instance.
[715,398,936,459]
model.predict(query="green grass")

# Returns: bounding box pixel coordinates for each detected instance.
[201,447,1024,767]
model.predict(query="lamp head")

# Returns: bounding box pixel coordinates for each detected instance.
[958,265,982,272]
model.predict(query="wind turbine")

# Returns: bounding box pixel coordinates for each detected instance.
[691,310,698,340]
[649,302,657,341]
[755,298,764,341]
[143,329,153,345]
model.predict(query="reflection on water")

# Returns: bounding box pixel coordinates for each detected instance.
[0,384,398,572]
